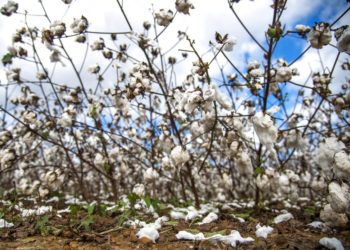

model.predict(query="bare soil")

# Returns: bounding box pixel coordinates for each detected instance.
[1,206,350,250]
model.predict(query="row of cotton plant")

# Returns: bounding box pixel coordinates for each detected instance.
[0,0,349,229]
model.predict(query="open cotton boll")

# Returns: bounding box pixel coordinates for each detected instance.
[255,224,273,238]
[0,218,14,228]
[170,146,190,166]
[320,204,348,227]
[327,182,350,213]
[223,37,237,52]
[136,226,159,243]
[176,231,205,241]
[252,112,278,160]
[198,212,218,225]
[319,237,344,250]
[212,84,232,110]
[273,212,293,224]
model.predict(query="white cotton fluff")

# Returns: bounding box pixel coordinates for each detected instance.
[334,151,350,180]
[176,231,205,241]
[273,212,293,224]
[135,216,168,242]
[295,24,310,34]
[198,212,218,225]
[210,230,254,247]
[319,237,344,250]
[255,224,273,238]
[170,146,190,166]
[170,210,186,220]
[320,204,348,227]
[316,137,345,178]
[252,112,278,159]
[223,37,237,52]
[327,182,350,213]
[0,218,14,228]
[308,221,326,230]
[136,227,159,243]
[20,206,52,217]
[143,168,159,182]
[336,26,350,53]
[185,208,201,221]
[211,84,232,110]
[176,230,254,247]
[132,183,145,197]
[276,66,292,82]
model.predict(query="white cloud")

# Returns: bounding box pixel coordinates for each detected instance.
[0,0,348,109]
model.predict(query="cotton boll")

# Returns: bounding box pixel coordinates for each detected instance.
[133,184,145,197]
[175,0,194,15]
[320,204,348,227]
[295,24,310,35]
[170,146,190,166]
[185,207,201,221]
[316,137,345,178]
[70,16,88,34]
[334,151,350,180]
[252,112,278,151]
[1,1,18,16]
[255,224,273,239]
[308,22,332,49]
[0,219,14,228]
[198,212,218,225]
[236,151,254,176]
[170,210,186,220]
[327,182,350,214]
[249,68,264,77]
[210,230,254,247]
[335,26,350,54]
[176,231,205,241]
[50,21,66,37]
[276,66,292,82]
[144,168,159,182]
[247,60,260,70]
[155,9,173,26]
[93,153,107,169]
[273,212,293,224]
[256,174,270,191]
[311,176,327,192]
[223,37,236,52]
[285,170,299,183]
[136,226,159,243]
[319,237,345,250]
[211,84,232,110]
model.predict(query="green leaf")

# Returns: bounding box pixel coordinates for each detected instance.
[98,204,107,216]
[117,209,132,226]
[69,204,81,217]
[81,216,93,231]
[164,220,179,226]
[2,53,13,66]
[42,131,49,140]
[267,27,278,38]
[303,206,316,217]
[204,230,227,238]
[127,193,140,206]
[254,166,265,176]
[87,203,96,216]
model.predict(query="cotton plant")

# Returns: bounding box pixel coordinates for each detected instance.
[0,0,349,226]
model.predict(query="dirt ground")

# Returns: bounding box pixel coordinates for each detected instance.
[1,209,350,250]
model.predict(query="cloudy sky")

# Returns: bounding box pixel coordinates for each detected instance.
[0,0,349,116]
